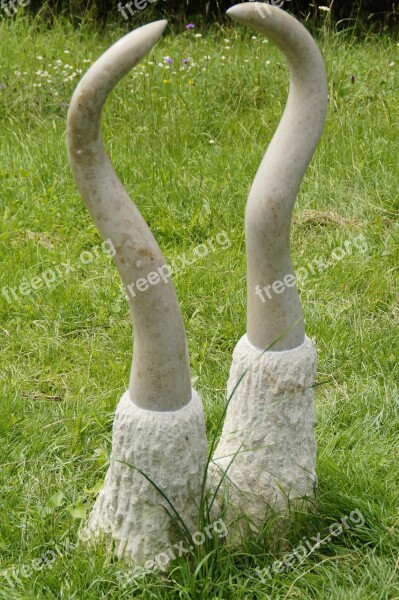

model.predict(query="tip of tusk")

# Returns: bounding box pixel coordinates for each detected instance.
[111,19,168,63]
[150,18,168,32]
[227,3,273,23]
[226,4,250,20]
[133,18,168,38]
[226,4,242,17]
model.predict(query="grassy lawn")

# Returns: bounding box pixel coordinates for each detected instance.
[0,10,398,599]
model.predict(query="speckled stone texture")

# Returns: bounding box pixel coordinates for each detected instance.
[226,4,328,352]
[82,390,207,565]
[208,335,317,537]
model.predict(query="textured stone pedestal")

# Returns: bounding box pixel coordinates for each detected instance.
[82,390,207,565]
[208,335,317,540]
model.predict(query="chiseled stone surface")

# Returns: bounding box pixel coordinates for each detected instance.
[82,390,207,565]
[208,335,317,536]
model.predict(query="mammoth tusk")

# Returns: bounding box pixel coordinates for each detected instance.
[208,3,328,541]
[67,22,207,565]
[67,20,191,412]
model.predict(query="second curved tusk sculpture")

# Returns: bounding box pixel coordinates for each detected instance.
[208,3,328,538]
[67,21,207,565]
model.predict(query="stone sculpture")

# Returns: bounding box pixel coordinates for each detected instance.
[67,1,328,566]
[208,3,328,538]
[67,21,207,565]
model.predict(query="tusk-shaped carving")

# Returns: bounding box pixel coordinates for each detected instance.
[67,22,207,565]
[230,2,328,351]
[67,20,191,412]
[208,3,327,542]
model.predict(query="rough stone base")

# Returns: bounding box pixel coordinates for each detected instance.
[82,390,207,566]
[208,335,317,541]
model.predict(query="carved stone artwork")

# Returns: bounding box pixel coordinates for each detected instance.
[67,2,327,564]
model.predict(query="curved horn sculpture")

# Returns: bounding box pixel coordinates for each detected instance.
[67,21,207,565]
[208,3,328,540]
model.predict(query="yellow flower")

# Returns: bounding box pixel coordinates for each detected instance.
[163,79,170,84]
[188,79,194,85]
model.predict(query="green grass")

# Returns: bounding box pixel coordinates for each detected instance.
[0,10,398,600]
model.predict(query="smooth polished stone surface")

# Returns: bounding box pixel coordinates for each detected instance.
[67,21,192,412]
[228,3,328,351]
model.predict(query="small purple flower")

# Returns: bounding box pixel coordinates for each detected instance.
[185,23,195,30]
[164,56,173,65]
[182,58,189,65]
